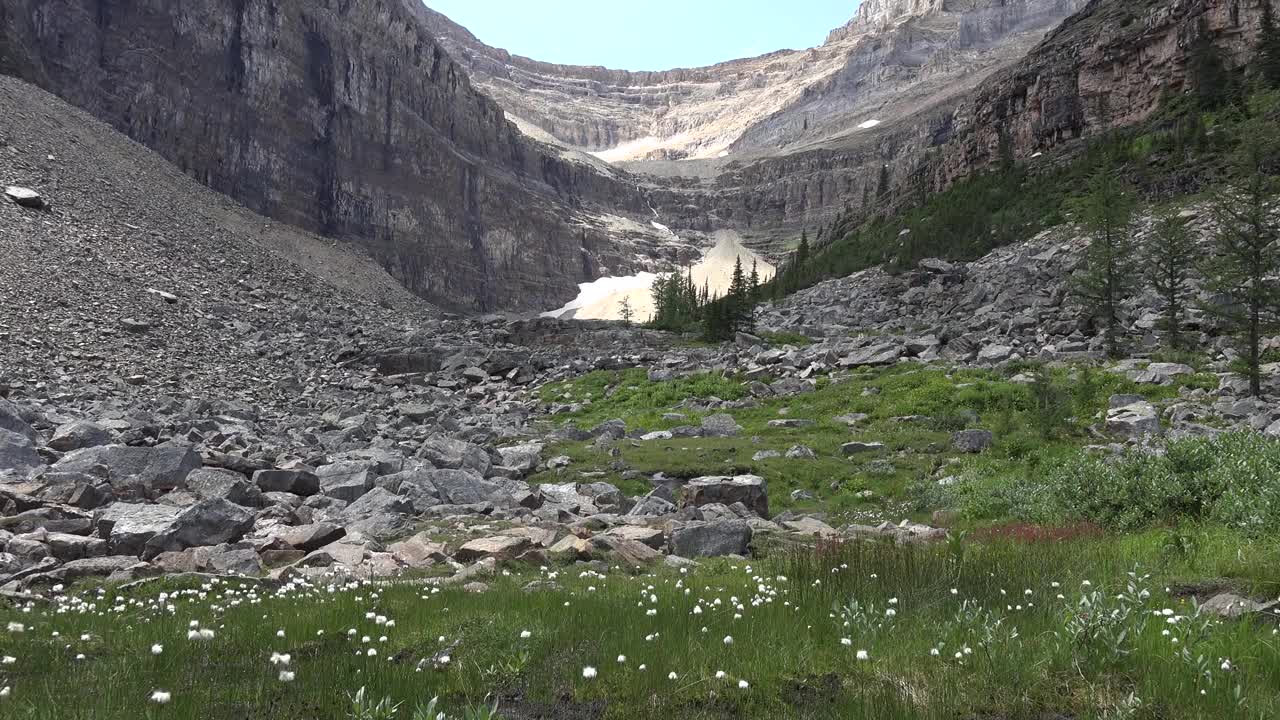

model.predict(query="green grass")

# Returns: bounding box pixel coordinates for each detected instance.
[4,531,1280,719]
[532,363,1214,522]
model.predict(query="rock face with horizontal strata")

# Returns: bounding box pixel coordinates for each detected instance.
[0,0,654,312]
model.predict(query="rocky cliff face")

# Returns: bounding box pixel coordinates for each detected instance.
[647,0,1278,247]
[0,0,662,312]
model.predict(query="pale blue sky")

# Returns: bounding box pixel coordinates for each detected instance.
[424,1,861,71]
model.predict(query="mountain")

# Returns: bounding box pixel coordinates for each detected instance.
[1,0,1274,313]
[0,0,669,312]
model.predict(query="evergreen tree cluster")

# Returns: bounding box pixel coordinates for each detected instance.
[648,257,761,342]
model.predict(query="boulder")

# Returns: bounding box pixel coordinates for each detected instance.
[4,186,45,209]
[548,534,594,560]
[316,461,375,502]
[47,421,113,452]
[683,475,769,518]
[253,469,320,496]
[0,428,42,475]
[95,503,184,556]
[418,436,492,475]
[454,535,532,563]
[142,499,255,558]
[700,414,742,438]
[497,443,544,473]
[604,525,665,549]
[840,343,901,367]
[951,430,994,453]
[591,535,661,565]
[842,441,885,455]
[388,532,448,568]
[340,488,414,539]
[1106,401,1161,438]
[669,520,753,558]
[54,445,201,498]
[186,468,262,507]
[977,344,1015,364]
[272,522,346,552]
[425,468,508,506]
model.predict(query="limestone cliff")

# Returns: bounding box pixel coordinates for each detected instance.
[0,0,657,312]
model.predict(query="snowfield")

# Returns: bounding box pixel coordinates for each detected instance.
[544,230,776,321]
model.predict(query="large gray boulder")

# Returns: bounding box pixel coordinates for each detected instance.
[142,499,256,558]
[0,428,42,476]
[418,436,491,475]
[317,461,375,502]
[0,399,37,442]
[340,488,415,539]
[95,503,184,556]
[683,475,769,518]
[253,469,320,496]
[700,414,742,438]
[425,469,508,506]
[271,522,346,552]
[951,430,994,453]
[54,445,201,499]
[1106,401,1161,438]
[186,468,262,507]
[497,443,544,473]
[669,520,753,558]
[47,421,113,453]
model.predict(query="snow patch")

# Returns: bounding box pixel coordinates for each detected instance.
[858,119,881,130]
[544,230,776,321]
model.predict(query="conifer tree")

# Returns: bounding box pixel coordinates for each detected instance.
[1072,167,1138,359]
[1145,210,1196,350]
[1259,1,1280,88]
[749,259,761,303]
[1202,91,1280,396]
[618,296,634,326]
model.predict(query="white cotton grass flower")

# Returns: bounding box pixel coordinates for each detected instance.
[0,656,14,665]
[0,686,9,698]
[151,644,163,656]
[617,655,626,664]
[520,630,532,639]
[278,670,296,683]
[856,650,870,661]
[738,680,750,690]
[715,670,726,679]
[6,623,24,633]
[668,672,679,681]
[840,638,852,646]
[269,653,291,666]
[150,690,171,704]
[723,635,734,645]
[582,666,597,679]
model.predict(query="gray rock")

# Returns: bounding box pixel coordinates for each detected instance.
[143,498,256,558]
[316,461,375,502]
[340,488,415,539]
[669,520,753,558]
[1106,401,1161,438]
[0,400,37,442]
[700,414,742,438]
[186,468,262,507]
[47,421,113,452]
[4,185,45,209]
[497,443,543,473]
[683,475,769,518]
[977,344,1015,364]
[54,445,201,499]
[253,469,320,496]
[785,445,817,459]
[95,503,184,556]
[842,441,885,455]
[0,428,42,475]
[419,436,492,475]
[951,429,994,453]
[272,522,346,552]
[425,468,507,506]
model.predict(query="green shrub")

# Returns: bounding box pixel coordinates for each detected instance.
[937,433,1280,533]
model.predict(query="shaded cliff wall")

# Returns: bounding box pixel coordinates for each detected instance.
[0,0,647,311]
